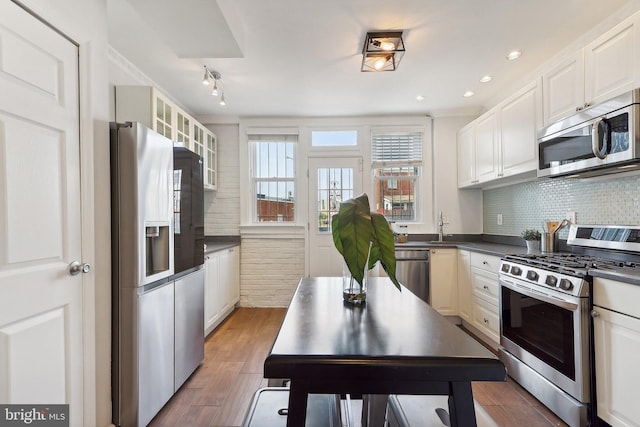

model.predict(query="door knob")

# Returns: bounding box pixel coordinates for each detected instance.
[69,261,91,276]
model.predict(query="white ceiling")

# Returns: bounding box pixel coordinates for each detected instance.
[108,0,639,122]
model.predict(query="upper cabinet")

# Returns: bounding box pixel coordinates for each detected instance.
[585,14,640,106]
[116,86,218,191]
[498,80,541,178]
[457,79,541,188]
[544,14,640,125]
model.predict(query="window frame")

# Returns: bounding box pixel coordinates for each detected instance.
[249,134,298,224]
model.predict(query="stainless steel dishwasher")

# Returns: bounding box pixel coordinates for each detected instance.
[394,249,430,304]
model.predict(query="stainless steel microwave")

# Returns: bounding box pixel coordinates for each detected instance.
[537,89,640,178]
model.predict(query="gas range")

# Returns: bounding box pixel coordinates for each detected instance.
[500,225,640,299]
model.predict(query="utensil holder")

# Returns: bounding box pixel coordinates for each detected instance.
[541,232,557,253]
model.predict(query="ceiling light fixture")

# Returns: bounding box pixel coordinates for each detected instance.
[480,75,492,83]
[463,90,475,98]
[506,50,522,60]
[416,95,425,101]
[361,31,405,72]
[202,66,226,106]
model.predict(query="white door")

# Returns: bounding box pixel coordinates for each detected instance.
[308,157,362,277]
[0,2,84,424]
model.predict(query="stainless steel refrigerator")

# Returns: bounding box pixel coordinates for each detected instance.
[110,122,204,427]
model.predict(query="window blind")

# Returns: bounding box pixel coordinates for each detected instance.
[371,131,423,166]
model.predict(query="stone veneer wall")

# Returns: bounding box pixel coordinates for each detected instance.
[483,173,640,237]
[239,237,305,307]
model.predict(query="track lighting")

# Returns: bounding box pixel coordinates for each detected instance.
[201,65,226,106]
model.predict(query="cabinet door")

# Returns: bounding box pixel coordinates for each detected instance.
[176,111,191,148]
[204,253,221,333]
[204,130,217,190]
[585,15,640,106]
[457,122,476,188]
[471,268,499,306]
[543,52,585,125]
[228,247,240,304]
[429,249,458,316]
[192,123,206,159]
[153,91,175,139]
[457,250,472,322]
[498,79,541,178]
[593,307,640,426]
[218,249,233,314]
[475,109,499,183]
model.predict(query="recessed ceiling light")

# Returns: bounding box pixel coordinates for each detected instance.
[480,75,492,83]
[416,95,425,101]
[463,90,474,98]
[506,50,522,61]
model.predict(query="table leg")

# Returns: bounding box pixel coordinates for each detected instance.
[448,382,477,427]
[361,394,389,427]
[286,381,309,427]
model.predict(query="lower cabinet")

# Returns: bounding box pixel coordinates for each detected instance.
[205,246,240,336]
[593,277,640,426]
[430,248,458,316]
[468,252,501,346]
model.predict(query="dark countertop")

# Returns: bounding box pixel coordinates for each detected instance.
[394,240,526,257]
[204,236,240,255]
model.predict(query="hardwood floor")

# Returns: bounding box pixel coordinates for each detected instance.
[149,307,568,427]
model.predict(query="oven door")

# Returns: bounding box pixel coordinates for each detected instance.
[499,276,591,402]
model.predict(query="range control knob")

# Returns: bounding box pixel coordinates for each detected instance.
[501,264,511,273]
[510,266,523,276]
[559,279,574,291]
[545,275,558,287]
[526,270,539,282]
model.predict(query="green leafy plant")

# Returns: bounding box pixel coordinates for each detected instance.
[331,194,401,291]
[521,229,541,241]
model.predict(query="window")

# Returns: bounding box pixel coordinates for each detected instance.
[371,130,423,221]
[311,130,358,147]
[250,134,296,222]
[316,167,354,232]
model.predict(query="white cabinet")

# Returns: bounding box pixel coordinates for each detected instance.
[115,85,175,139]
[116,85,218,191]
[585,14,640,107]
[592,277,640,427]
[468,252,501,345]
[475,109,499,183]
[543,14,640,126]
[457,79,540,188]
[429,249,458,316]
[543,52,586,124]
[498,79,541,178]
[456,250,472,322]
[457,122,476,187]
[204,246,240,336]
[204,130,218,190]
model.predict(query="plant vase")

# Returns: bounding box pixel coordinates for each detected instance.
[342,262,367,304]
[525,240,540,253]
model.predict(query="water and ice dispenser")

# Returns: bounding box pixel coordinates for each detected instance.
[145,224,170,277]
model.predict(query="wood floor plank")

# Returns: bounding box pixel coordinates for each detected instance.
[210,373,265,427]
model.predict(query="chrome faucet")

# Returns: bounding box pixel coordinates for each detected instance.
[438,211,444,242]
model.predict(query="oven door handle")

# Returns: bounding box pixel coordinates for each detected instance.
[499,278,579,311]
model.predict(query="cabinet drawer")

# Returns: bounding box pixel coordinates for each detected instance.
[472,297,499,343]
[594,277,640,318]
[471,268,499,306]
[470,252,500,273]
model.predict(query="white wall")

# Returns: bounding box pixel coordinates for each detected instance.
[18,0,111,425]
[203,124,241,235]
[432,116,483,233]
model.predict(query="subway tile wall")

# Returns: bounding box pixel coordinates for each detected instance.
[483,173,640,237]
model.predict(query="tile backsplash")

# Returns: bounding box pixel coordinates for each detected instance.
[483,173,640,237]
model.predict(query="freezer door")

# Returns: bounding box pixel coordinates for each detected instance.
[174,269,205,389]
[138,281,175,426]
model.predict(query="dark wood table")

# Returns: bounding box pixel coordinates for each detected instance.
[263,277,507,427]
